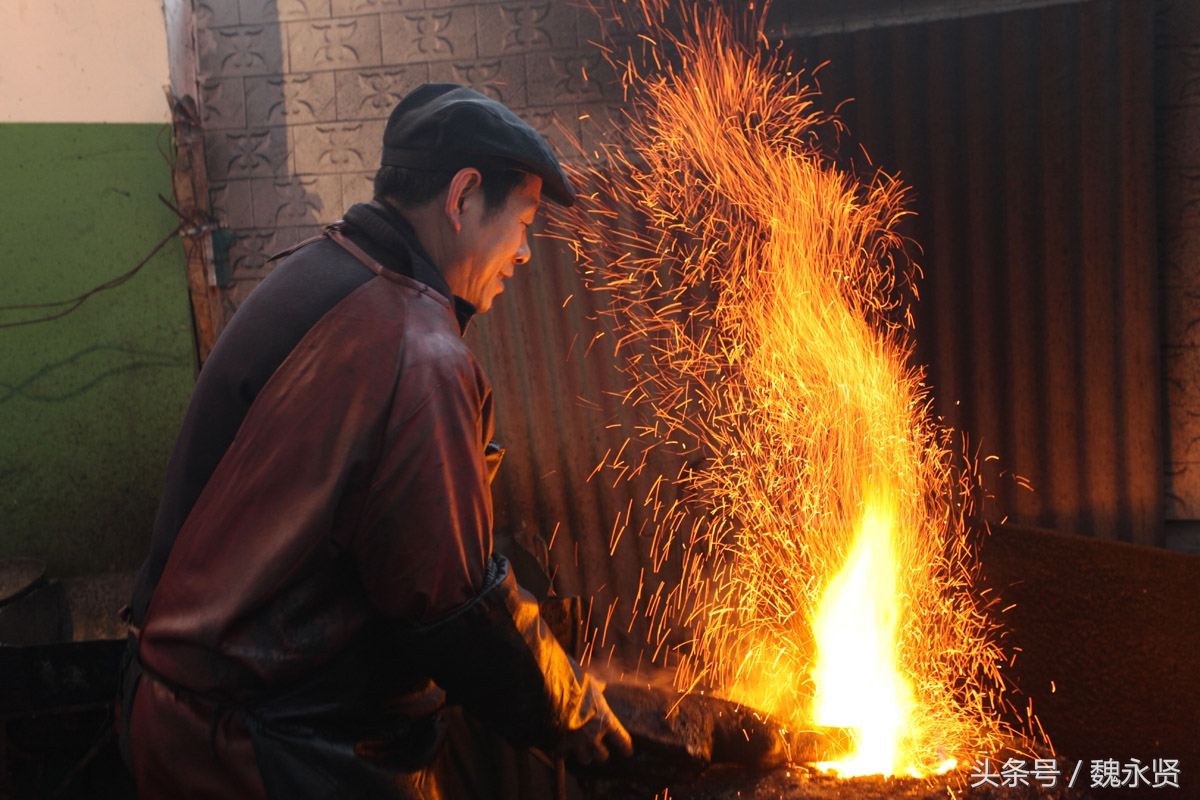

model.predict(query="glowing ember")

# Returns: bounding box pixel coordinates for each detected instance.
[555,0,1008,778]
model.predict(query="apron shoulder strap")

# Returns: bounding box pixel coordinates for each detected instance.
[268,221,409,286]
[265,221,348,264]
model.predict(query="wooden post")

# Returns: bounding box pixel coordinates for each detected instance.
[168,93,222,366]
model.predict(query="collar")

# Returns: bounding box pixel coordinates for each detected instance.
[342,201,478,334]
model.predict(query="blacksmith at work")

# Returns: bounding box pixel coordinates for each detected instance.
[117,83,633,798]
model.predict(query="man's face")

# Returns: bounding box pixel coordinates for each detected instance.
[452,173,542,313]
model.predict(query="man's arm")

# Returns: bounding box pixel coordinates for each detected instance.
[405,554,631,760]
[350,326,629,760]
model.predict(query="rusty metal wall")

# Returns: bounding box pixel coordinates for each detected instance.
[183,0,1164,662]
[778,0,1161,545]
[468,227,685,668]
[472,1,1163,669]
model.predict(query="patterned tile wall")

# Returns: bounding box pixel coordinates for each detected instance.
[190,0,621,317]
[1159,0,1200,520]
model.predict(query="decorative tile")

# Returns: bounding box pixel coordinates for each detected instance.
[241,0,332,24]
[341,172,378,207]
[292,119,388,173]
[526,50,613,106]
[229,225,325,275]
[1160,106,1200,167]
[1166,283,1200,348]
[1158,46,1200,109]
[335,65,429,119]
[574,101,628,160]
[428,56,525,106]
[229,230,283,273]
[331,0,420,17]
[198,76,247,130]
[1163,230,1200,292]
[274,225,328,253]
[516,105,578,160]
[289,16,383,72]
[205,128,292,180]
[223,277,266,312]
[477,2,577,58]
[1162,164,1200,213]
[194,0,242,30]
[1158,0,1200,49]
[197,24,287,78]
[245,72,338,126]
[251,175,343,226]
[209,179,255,228]
[575,2,650,48]
[1166,344,1200,462]
[1161,167,1200,289]
[380,8,477,63]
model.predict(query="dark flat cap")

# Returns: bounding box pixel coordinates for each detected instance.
[381,83,575,207]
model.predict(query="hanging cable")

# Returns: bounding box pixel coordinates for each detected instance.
[0,222,184,330]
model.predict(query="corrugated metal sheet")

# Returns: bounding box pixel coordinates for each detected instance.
[465,0,1159,666]
[784,0,1160,545]
[467,229,685,667]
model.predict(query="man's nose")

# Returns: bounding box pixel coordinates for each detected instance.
[515,232,532,265]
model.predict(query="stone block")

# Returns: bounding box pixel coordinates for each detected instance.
[335,64,429,120]
[476,1,577,58]
[427,56,526,107]
[525,49,614,107]
[1166,344,1200,463]
[1158,0,1200,49]
[341,172,377,207]
[573,2,651,48]
[197,23,287,78]
[381,7,477,64]
[519,105,579,161]
[205,127,292,180]
[241,0,333,24]
[245,71,338,126]
[288,16,383,73]
[331,0,421,18]
[1156,46,1200,109]
[292,119,387,173]
[1167,462,1200,520]
[228,226,321,275]
[251,174,343,227]
[576,102,630,161]
[1161,170,1200,289]
[1159,106,1200,169]
[209,178,256,229]
[194,0,243,30]
[1165,283,1200,348]
[198,76,248,130]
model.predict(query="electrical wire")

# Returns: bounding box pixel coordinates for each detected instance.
[0,222,184,330]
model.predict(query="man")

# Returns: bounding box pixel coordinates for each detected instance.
[118,84,632,798]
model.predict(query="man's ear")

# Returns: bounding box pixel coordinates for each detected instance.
[444,168,483,234]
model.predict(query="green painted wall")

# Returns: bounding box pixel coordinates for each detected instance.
[0,123,196,576]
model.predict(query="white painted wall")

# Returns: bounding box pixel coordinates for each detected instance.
[0,0,171,123]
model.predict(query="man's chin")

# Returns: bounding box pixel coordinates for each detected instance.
[480,287,505,313]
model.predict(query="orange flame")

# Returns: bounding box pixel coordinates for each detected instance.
[556,1,1008,777]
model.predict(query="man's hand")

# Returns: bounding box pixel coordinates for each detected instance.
[558,682,634,765]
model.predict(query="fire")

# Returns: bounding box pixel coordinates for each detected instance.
[555,0,1008,778]
[812,493,913,776]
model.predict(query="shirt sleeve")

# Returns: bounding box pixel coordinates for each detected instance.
[350,326,495,624]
